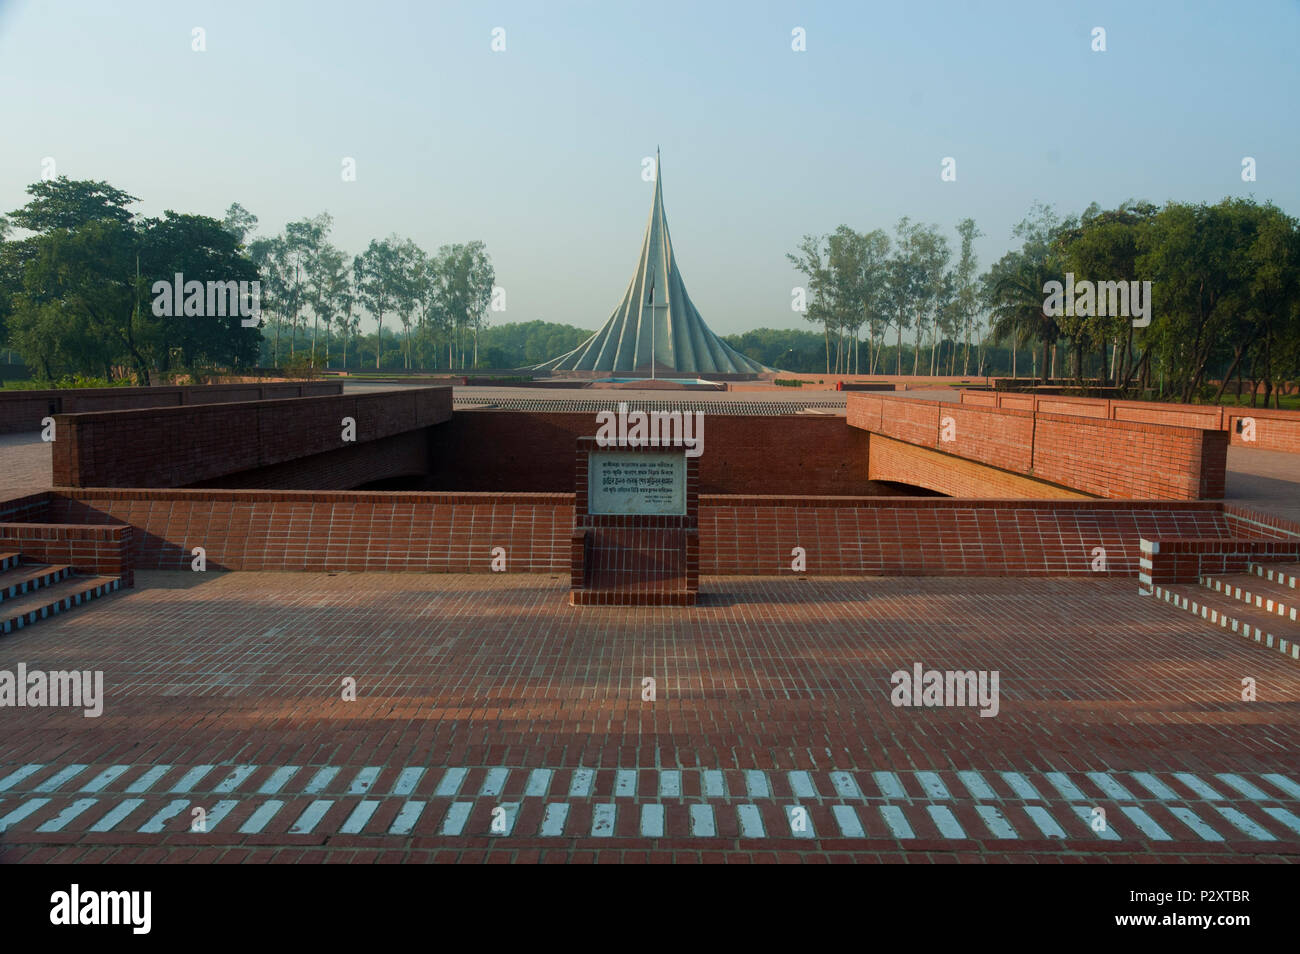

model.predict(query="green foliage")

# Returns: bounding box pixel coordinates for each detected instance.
[477,320,590,368]
[4,179,261,384]
[2,373,133,390]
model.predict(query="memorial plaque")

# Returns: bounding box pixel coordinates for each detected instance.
[588,450,686,515]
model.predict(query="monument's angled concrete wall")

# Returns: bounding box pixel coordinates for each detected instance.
[961,390,1300,453]
[0,381,342,434]
[426,411,868,495]
[51,388,451,488]
[849,393,1227,500]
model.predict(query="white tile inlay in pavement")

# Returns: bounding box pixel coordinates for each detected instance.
[303,767,340,796]
[917,772,951,800]
[1024,806,1066,838]
[239,800,284,834]
[170,766,214,794]
[1119,806,1172,841]
[290,800,334,834]
[1000,772,1043,801]
[591,803,616,836]
[737,804,765,838]
[388,801,425,836]
[34,765,88,793]
[434,768,467,798]
[0,765,44,793]
[690,804,717,837]
[1072,805,1121,841]
[81,766,130,794]
[0,798,50,832]
[525,769,553,798]
[640,804,665,838]
[1130,773,1179,801]
[614,770,637,798]
[257,767,299,795]
[1174,773,1223,800]
[36,798,98,833]
[341,800,380,834]
[440,802,473,836]
[659,770,681,798]
[347,767,381,795]
[958,771,997,801]
[139,799,189,834]
[479,768,509,797]
[392,768,424,797]
[89,798,143,833]
[873,772,906,800]
[125,766,171,794]
[833,805,866,838]
[213,765,258,794]
[539,803,569,837]
[568,769,594,798]
[1168,807,1223,842]
[976,805,1018,839]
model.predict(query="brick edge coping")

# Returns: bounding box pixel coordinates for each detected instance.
[50,385,449,424]
[850,391,1228,438]
[6,489,1299,524]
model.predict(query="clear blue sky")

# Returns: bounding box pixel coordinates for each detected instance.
[2,0,1297,338]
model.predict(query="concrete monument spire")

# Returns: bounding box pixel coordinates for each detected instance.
[535,151,768,375]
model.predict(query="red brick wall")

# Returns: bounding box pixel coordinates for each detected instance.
[34,488,1280,581]
[47,489,570,573]
[0,382,341,434]
[961,391,1300,454]
[1140,538,1300,585]
[868,435,1085,498]
[0,520,133,585]
[851,393,1227,499]
[190,430,431,490]
[701,497,1246,577]
[428,411,868,495]
[1223,504,1300,540]
[52,387,451,488]
[1031,413,1226,499]
[0,492,51,522]
[1222,408,1300,452]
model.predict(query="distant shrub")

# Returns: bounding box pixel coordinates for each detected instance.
[3,374,135,390]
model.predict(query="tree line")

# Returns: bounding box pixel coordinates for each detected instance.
[789,196,1300,404]
[0,177,497,383]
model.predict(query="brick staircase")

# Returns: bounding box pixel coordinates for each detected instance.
[0,552,122,635]
[1152,561,1300,661]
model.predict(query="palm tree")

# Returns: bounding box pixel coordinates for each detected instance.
[984,250,1059,382]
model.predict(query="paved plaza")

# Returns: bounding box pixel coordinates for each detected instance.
[1,571,1297,863]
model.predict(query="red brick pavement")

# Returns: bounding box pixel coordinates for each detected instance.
[0,572,1297,863]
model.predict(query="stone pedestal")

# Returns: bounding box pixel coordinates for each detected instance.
[569,437,698,606]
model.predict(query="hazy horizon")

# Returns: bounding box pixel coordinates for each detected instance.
[3,0,1297,339]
